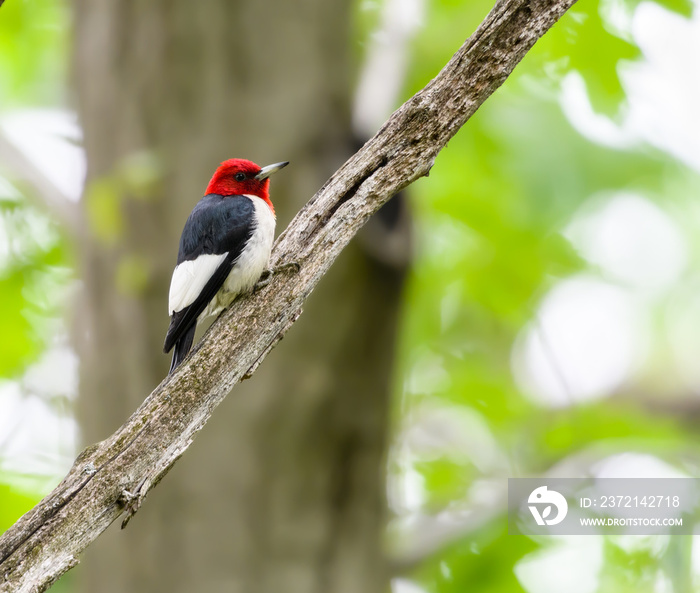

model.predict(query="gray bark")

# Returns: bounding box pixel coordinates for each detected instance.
[0,0,577,591]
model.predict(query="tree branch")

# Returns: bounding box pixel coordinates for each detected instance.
[0,0,576,590]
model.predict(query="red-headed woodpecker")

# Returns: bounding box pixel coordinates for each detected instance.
[163,158,289,373]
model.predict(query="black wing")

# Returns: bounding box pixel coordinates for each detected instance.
[163,194,255,354]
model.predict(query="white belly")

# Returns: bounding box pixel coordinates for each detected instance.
[200,197,276,319]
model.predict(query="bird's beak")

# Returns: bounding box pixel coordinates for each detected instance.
[255,161,289,180]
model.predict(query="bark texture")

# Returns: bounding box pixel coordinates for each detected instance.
[0,0,577,591]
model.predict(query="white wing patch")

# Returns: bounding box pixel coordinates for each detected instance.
[168,253,228,315]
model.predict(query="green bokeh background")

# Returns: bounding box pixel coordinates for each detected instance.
[2,0,699,591]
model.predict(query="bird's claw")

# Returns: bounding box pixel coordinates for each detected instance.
[255,274,272,290]
[274,261,301,274]
[255,261,301,291]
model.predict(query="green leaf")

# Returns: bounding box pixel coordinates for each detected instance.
[0,482,38,535]
[0,268,40,376]
[0,0,68,108]
[413,521,537,593]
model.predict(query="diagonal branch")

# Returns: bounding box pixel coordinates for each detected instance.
[0,0,576,590]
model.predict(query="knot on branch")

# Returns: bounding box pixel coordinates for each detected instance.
[117,489,145,530]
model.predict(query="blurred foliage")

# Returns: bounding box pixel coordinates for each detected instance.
[0,482,36,534]
[0,198,68,377]
[0,0,73,567]
[394,0,700,591]
[0,0,72,374]
[84,177,125,245]
[414,521,539,593]
[0,0,68,107]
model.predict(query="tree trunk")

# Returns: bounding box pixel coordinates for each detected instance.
[72,1,405,591]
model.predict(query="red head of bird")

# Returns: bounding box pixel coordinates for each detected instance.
[205,158,289,214]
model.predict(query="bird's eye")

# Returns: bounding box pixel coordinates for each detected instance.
[235,173,246,182]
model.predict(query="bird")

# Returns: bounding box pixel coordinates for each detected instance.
[163,158,289,373]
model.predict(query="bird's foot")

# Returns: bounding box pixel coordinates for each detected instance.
[255,261,301,291]
[273,261,301,275]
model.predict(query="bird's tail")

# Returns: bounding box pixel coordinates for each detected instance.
[169,323,196,374]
